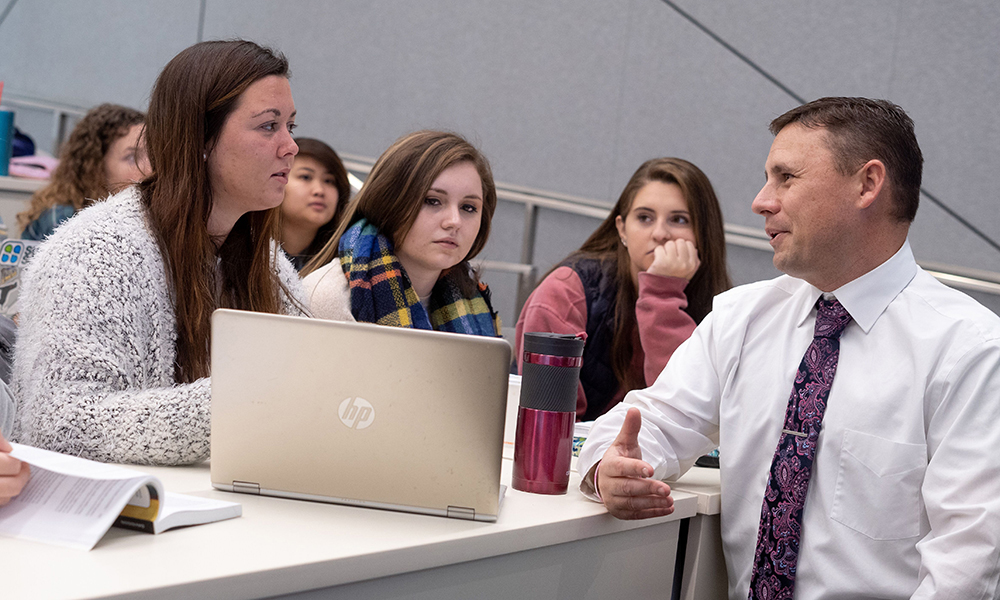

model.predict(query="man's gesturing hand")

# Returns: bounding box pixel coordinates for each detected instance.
[597,407,674,520]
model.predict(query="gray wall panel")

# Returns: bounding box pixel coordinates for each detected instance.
[671,1,904,99]
[727,244,782,287]
[476,268,519,333]
[611,0,790,233]
[1,0,997,286]
[532,208,604,274]
[204,0,634,202]
[666,0,1000,271]
[478,200,527,265]
[889,1,1000,271]
[909,191,998,270]
[0,0,199,110]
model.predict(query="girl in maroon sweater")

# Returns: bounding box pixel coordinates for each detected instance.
[515,158,731,421]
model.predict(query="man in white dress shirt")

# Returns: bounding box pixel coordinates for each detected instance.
[578,97,1000,599]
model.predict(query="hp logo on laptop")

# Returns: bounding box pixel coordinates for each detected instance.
[339,397,375,430]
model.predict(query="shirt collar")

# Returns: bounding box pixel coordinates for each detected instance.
[794,239,918,333]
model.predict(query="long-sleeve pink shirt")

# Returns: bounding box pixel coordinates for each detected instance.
[514,266,697,420]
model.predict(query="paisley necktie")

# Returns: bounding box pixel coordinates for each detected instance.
[748,297,852,599]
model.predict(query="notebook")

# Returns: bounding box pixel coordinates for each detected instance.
[209,309,511,522]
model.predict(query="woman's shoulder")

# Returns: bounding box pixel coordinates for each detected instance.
[302,261,341,288]
[26,188,158,279]
[559,255,618,286]
[539,264,585,288]
[43,188,150,246]
[542,252,620,295]
[302,261,354,321]
[37,203,77,223]
[20,203,79,241]
[527,265,586,310]
[271,242,308,315]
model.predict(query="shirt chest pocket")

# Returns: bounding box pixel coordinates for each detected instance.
[829,429,927,540]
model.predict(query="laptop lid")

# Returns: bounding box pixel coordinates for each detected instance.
[209,309,511,522]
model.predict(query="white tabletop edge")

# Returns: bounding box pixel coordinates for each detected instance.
[6,461,698,600]
[668,466,722,515]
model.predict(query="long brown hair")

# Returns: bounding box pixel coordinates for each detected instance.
[18,103,145,228]
[138,40,294,382]
[563,157,731,391]
[285,137,351,259]
[302,130,496,297]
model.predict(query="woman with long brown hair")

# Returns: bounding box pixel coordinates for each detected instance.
[302,130,500,336]
[19,103,147,240]
[12,40,305,464]
[515,158,731,421]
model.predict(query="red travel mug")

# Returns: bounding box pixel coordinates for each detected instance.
[512,332,585,494]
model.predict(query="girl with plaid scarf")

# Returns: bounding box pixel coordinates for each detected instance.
[302,130,500,337]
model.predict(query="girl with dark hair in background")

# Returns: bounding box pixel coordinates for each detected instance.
[302,130,500,336]
[279,138,351,270]
[515,158,731,421]
[12,40,305,464]
[19,103,148,240]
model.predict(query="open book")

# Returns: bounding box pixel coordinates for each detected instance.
[0,443,241,550]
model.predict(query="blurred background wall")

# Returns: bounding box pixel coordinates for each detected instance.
[2,0,998,323]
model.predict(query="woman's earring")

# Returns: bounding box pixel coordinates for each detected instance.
[203,151,208,161]
[621,238,628,247]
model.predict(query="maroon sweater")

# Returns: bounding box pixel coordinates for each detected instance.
[514,266,696,420]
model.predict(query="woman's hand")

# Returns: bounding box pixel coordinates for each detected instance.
[646,239,700,281]
[0,434,29,506]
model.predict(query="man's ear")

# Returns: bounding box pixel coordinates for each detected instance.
[857,159,886,210]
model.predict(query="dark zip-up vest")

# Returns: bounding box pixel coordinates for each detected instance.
[562,258,621,421]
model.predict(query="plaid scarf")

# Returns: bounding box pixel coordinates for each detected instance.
[338,219,500,336]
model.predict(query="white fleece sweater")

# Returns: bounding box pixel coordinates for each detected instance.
[301,261,355,322]
[11,188,305,465]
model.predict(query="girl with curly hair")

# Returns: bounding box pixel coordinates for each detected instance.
[18,103,148,240]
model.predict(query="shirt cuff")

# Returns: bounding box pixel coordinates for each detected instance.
[579,460,602,503]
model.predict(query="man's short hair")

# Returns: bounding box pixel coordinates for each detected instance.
[770,97,923,222]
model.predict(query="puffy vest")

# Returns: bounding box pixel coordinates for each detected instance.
[563,258,621,421]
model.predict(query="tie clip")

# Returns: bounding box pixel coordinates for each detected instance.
[782,429,808,438]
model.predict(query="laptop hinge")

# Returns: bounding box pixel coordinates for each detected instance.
[446,505,476,520]
[232,480,261,495]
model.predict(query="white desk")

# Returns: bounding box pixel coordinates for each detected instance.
[669,467,727,600]
[670,467,721,516]
[5,459,697,600]
[0,175,42,237]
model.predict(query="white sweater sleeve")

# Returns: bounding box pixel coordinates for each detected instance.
[0,381,14,439]
[273,242,308,316]
[302,262,355,322]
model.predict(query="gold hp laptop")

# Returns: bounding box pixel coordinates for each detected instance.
[210,309,511,522]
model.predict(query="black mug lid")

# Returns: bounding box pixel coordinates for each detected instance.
[523,332,585,357]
